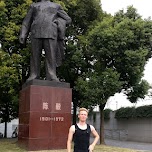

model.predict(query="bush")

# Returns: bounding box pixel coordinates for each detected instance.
[104,109,112,119]
[135,105,152,118]
[115,107,135,119]
[115,105,152,119]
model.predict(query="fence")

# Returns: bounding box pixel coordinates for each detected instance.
[87,111,152,143]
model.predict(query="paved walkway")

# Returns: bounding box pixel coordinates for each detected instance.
[105,139,152,151]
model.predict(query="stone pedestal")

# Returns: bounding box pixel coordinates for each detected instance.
[18,80,72,151]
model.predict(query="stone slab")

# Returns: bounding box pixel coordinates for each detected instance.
[18,82,72,151]
[22,79,70,89]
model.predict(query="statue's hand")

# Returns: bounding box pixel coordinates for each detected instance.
[19,36,25,44]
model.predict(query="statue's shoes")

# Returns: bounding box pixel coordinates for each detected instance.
[26,75,39,82]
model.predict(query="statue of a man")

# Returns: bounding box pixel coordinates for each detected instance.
[19,0,71,82]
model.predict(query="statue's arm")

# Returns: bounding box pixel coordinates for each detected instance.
[57,5,72,24]
[19,4,34,44]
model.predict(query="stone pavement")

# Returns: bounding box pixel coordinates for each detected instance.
[105,139,152,152]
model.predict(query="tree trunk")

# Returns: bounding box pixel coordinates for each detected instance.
[4,121,7,138]
[72,101,77,124]
[4,104,9,138]
[99,103,106,144]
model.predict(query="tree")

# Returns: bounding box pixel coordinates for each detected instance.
[75,69,122,143]
[75,6,152,143]
[0,0,104,135]
[0,0,32,137]
[0,0,32,84]
[57,0,104,123]
[0,50,20,137]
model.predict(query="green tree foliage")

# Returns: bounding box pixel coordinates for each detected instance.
[0,50,20,137]
[75,6,152,143]
[0,0,103,135]
[83,6,151,105]
[127,80,150,103]
[56,0,104,123]
[0,0,32,83]
[76,69,122,107]
[0,0,32,137]
[115,105,152,119]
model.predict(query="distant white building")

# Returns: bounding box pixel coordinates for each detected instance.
[105,91,152,111]
[0,119,18,138]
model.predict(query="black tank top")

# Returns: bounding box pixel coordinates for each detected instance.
[73,124,91,152]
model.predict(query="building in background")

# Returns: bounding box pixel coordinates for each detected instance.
[0,119,18,138]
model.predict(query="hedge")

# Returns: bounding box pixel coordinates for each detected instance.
[115,105,152,119]
[104,109,112,119]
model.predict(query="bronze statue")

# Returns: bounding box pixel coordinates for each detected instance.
[19,0,71,82]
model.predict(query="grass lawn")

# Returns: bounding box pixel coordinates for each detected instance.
[0,138,138,152]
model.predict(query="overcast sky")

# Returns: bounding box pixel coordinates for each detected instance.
[101,0,152,110]
[101,0,152,19]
